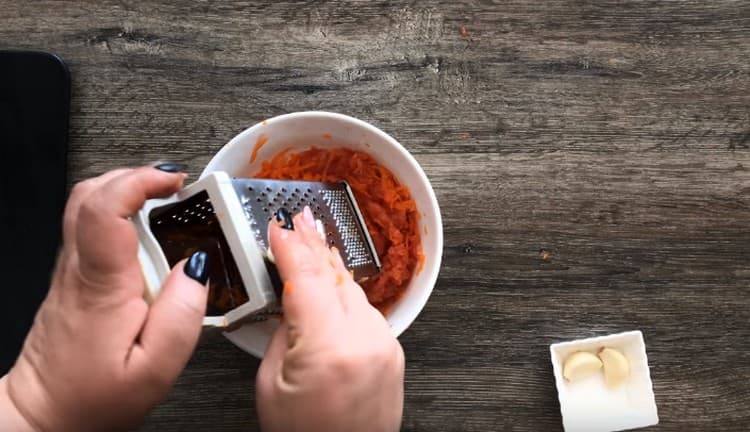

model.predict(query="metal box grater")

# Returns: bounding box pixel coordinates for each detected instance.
[231,178,380,279]
[133,172,381,328]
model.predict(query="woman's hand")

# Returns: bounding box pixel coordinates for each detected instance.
[257,207,405,432]
[1,165,210,431]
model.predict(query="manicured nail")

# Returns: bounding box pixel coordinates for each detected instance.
[303,206,316,230]
[154,162,187,173]
[184,251,209,285]
[276,207,294,230]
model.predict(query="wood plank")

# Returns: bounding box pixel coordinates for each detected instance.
[1,0,749,430]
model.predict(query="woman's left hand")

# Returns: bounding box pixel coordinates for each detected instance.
[0,165,209,431]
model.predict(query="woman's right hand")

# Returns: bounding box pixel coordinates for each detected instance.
[256,207,405,432]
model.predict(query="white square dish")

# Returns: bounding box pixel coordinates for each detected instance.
[550,330,659,432]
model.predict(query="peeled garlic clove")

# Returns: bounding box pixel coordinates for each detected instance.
[598,347,630,388]
[563,351,603,382]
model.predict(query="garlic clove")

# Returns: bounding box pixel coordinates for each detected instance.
[598,347,630,389]
[563,351,603,382]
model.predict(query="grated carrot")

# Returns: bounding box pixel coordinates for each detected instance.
[416,252,426,275]
[250,135,269,163]
[254,147,423,313]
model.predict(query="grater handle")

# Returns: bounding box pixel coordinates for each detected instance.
[133,210,169,304]
[132,172,278,329]
[132,176,227,328]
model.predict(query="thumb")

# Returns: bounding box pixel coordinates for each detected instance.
[135,251,209,377]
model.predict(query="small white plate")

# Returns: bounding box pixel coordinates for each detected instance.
[550,331,659,432]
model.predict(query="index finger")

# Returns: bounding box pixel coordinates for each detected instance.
[269,221,343,335]
[76,166,187,278]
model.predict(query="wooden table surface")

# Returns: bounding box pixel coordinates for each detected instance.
[3,1,750,430]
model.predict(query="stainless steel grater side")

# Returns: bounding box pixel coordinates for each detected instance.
[132,172,381,329]
[231,178,381,280]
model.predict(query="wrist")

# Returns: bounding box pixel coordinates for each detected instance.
[0,375,38,432]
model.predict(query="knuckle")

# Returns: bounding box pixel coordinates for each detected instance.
[393,342,406,373]
[372,342,398,366]
[169,294,205,323]
[366,338,403,374]
[77,195,104,223]
[64,180,98,229]
[62,208,77,235]
[327,349,360,379]
[325,339,399,380]
[292,259,325,279]
[70,179,96,199]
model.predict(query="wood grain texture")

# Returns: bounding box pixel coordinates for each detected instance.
[2,0,750,430]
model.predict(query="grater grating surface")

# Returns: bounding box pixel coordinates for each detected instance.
[149,191,251,316]
[231,178,381,281]
[143,176,381,325]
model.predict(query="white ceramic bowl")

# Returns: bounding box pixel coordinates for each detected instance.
[202,111,443,357]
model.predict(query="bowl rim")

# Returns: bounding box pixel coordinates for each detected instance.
[202,111,443,345]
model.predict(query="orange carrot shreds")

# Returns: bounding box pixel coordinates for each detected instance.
[335,273,345,286]
[254,147,423,313]
[250,135,269,163]
[283,281,293,295]
[416,252,426,275]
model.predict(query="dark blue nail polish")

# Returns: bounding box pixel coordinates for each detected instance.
[155,162,187,173]
[184,251,209,285]
[276,207,294,230]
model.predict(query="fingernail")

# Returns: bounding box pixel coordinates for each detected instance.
[276,207,294,230]
[303,206,316,230]
[154,162,187,173]
[184,251,209,285]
